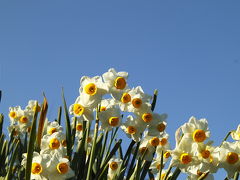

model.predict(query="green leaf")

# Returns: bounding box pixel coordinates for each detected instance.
[5,140,19,180]
[0,114,3,135]
[57,106,62,125]
[62,89,72,159]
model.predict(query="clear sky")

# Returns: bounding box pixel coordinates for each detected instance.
[0,1,240,179]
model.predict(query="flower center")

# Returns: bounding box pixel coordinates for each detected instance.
[48,127,57,135]
[108,117,119,126]
[193,129,206,142]
[180,153,192,164]
[49,138,60,149]
[114,77,126,89]
[149,137,159,146]
[157,123,166,132]
[142,113,152,123]
[19,116,28,123]
[76,123,83,131]
[201,150,210,159]
[121,93,131,103]
[84,83,97,95]
[126,126,137,134]
[164,151,171,158]
[160,138,168,146]
[73,104,85,116]
[132,98,142,108]
[100,106,106,111]
[156,163,163,170]
[226,152,239,164]
[9,111,17,118]
[109,162,118,170]
[31,162,42,175]
[57,162,69,174]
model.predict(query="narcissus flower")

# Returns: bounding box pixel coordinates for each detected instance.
[46,153,74,180]
[46,121,63,135]
[125,86,152,113]
[181,116,210,143]
[219,141,240,178]
[121,115,146,142]
[231,124,240,141]
[102,68,129,98]
[79,76,108,108]
[25,100,41,115]
[98,106,122,131]
[69,96,94,121]
[107,156,123,180]
[170,138,199,172]
[147,113,167,136]
[21,152,49,180]
[8,106,22,124]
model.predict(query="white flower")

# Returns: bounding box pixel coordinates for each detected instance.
[21,152,49,180]
[98,106,122,131]
[107,156,123,180]
[156,133,171,155]
[231,124,240,140]
[192,141,219,173]
[69,96,94,121]
[125,86,152,113]
[46,121,63,135]
[46,153,74,180]
[25,100,41,115]
[40,132,67,155]
[181,116,210,143]
[102,68,129,99]
[150,157,169,174]
[79,76,108,108]
[219,141,240,179]
[8,106,22,124]
[121,115,145,142]
[147,113,167,136]
[170,138,199,172]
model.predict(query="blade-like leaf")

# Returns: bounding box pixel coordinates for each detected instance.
[36,95,48,152]
[61,89,72,158]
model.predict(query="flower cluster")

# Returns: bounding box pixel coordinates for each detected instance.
[3,68,239,180]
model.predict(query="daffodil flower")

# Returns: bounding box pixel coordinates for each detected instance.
[102,68,129,98]
[147,113,167,136]
[107,156,123,180]
[181,116,210,143]
[46,153,74,180]
[219,141,240,179]
[231,124,240,140]
[121,115,146,142]
[79,76,108,108]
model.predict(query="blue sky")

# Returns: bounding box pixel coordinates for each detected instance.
[0,1,240,179]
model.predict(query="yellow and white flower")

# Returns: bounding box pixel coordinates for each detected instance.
[25,100,41,115]
[46,153,74,180]
[125,86,152,113]
[219,141,240,179]
[8,106,22,124]
[156,133,171,155]
[107,156,123,180]
[40,132,67,155]
[231,124,240,141]
[102,68,129,99]
[121,115,146,142]
[98,106,122,131]
[79,76,108,108]
[170,138,199,172]
[21,152,49,180]
[147,113,167,136]
[69,96,94,121]
[181,116,210,143]
[46,121,63,135]
[154,169,172,180]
